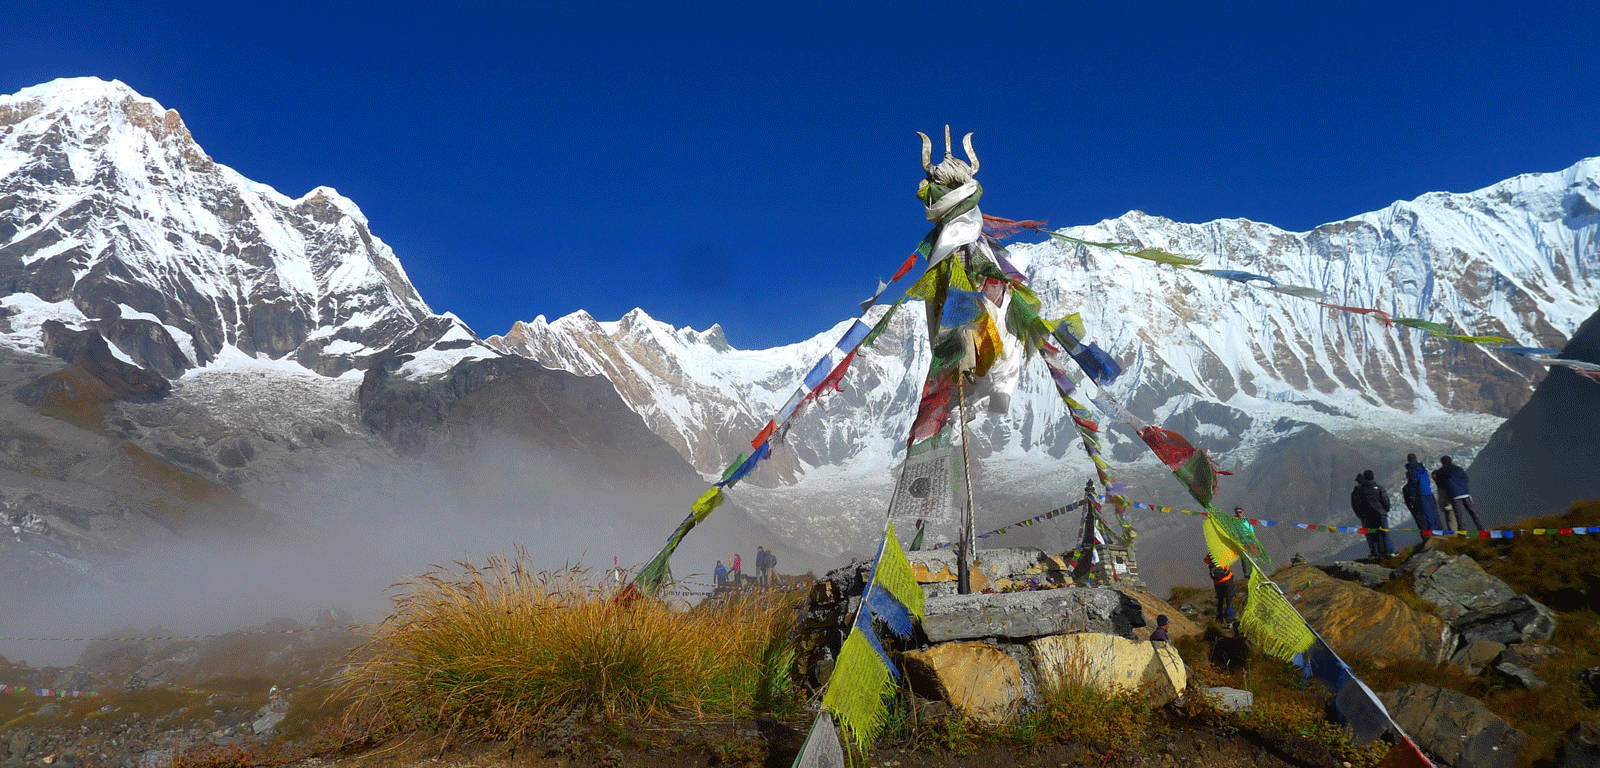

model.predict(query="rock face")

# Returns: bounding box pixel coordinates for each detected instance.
[920,588,1144,642]
[1380,683,1528,768]
[1030,632,1186,706]
[1204,686,1253,713]
[1407,549,1518,619]
[1452,594,1558,646]
[1449,640,1506,676]
[1472,307,1600,521]
[1275,565,1452,664]
[1316,560,1395,589]
[1118,588,1202,642]
[1555,722,1600,768]
[901,641,1027,723]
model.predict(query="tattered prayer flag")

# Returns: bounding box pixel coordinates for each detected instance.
[1501,346,1560,356]
[1121,247,1204,267]
[803,354,835,391]
[940,288,987,328]
[822,610,898,751]
[836,320,872,353]
[690,486,726,522]
[791,713,847,768]
[981,214,1048,240]
[866,523,926,639]
[814,349,859,397]
[908,377,956,442]
[1377,735,1436,768]
[861,294,906,348]
[718,442,770,487]
[1173,450,1218,506]
[752,421,776,449]
[1392,317,1451,336]
[1199,269,1277,286]
[1436,332,1513,345]
[1240,567,1314,660]
[719,454,747,484]
[1266,284,1325,299]
[892,252,919,282]
[777,387,808,423]
[1138,426,1198,470]
[1044,231,1133,250]
[1318,301,1393,326]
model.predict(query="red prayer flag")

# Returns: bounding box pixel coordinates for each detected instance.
[1560,527,1574,535]
[813,349,857,397]
[1138,426,1199,470]
[1317,301,1393,327]
[892,253,918,282]
[1377,736,1435,768]
[751,420,776,450]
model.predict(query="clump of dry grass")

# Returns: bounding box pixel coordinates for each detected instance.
[340,551,800,741]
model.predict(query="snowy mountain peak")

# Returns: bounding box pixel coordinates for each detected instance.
[0,78,445,378]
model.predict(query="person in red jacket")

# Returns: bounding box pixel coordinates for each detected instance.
[731,553,742,587]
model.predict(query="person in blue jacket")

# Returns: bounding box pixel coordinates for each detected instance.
[1402,453,1442,540]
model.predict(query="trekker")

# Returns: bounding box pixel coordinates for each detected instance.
[1231,506,1254,578]
[1150,614,1171,643]
[1350,470,1392,559]
[713,560,728,589]
[755,546,769,587]
[731,553,742,586]
[1206,554,1235,622]
[1433,456,1483,532]
[1402,453,1441,540]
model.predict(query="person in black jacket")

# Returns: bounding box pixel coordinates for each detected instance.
[1350,470,1392,559]
[1402,453,1442,541]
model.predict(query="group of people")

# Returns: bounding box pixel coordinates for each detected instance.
[713,545,780,590]
[1351,454,1483,559]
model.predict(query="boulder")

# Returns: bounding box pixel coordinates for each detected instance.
[1316,561,1395,589]
[901,641,1027,723]
[1118,589,1202,642]
[1492,661,1547,690]
[1407,550,1519,619]
[1030,632,1186,706]
[920,588,1143,642]
[1380,683,1527,768]
[1449,640,1506,676]
[1577,666,1600,703]
[1274,565,1452,664]
[1452,594,1557,646]
[1555,722,1600,768]
[1203,686,1253,713]
[1498,642,1562,668]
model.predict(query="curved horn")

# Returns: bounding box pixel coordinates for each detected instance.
[916,132,933,172]
[962,132,978,174]
[943,124,953,156]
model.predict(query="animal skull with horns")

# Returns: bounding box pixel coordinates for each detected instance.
[918,124,979,188]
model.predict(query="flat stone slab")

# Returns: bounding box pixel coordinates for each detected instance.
[1204,686,1253,712]
[921,587,1141,642]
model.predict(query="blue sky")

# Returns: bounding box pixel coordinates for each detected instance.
[5,1,1598,347]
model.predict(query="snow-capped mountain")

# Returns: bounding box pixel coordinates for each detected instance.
[0,78,787,615]
[0,77,466,376]
[493,157,1600,564]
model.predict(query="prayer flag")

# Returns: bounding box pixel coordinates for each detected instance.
[836,320,872,353]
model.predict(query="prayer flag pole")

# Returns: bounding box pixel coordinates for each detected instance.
[956,373,977,594]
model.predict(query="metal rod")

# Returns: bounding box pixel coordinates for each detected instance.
[956,374,976,595]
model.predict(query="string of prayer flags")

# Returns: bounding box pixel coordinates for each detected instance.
[718,442,770,488]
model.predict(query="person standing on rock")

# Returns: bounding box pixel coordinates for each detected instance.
[1205,554,1235,622]
[713,560,728,590]
[1433,456,1483,532]
[1351,470,1392,559]
[1402,453,1442,540]
[731,552,743,587]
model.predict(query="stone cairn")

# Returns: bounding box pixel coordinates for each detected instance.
[797,545,1188,723]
